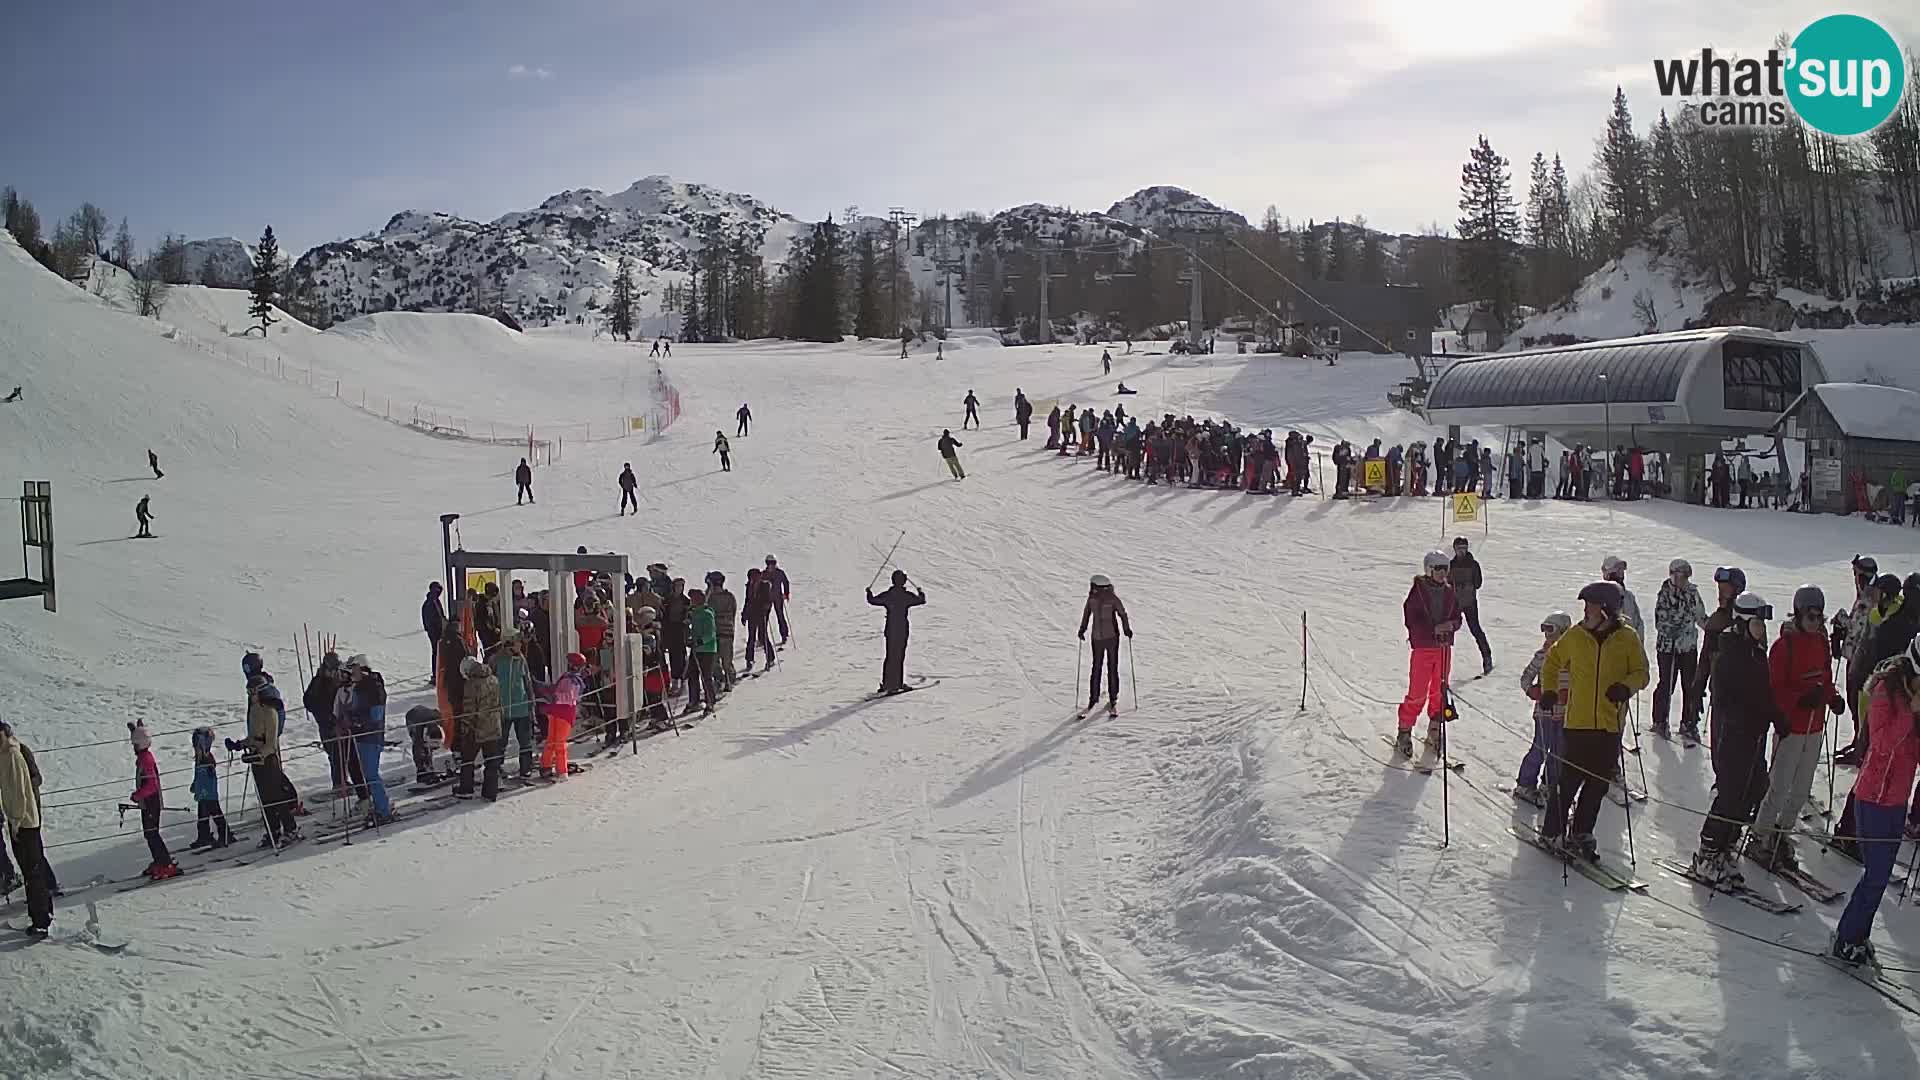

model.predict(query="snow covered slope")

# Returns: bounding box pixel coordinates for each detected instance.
[4,235,1920,1080]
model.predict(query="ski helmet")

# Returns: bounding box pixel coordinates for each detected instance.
[1578,580,1624,613]
[1852,554,1878,578]
[1452,536,1470,548]
[1874,573,1901,599]
[241,651,264,677]
[1732,591,1772,623]
[1791,584,1826,614]
[566,652,588,669]
[1601,555,1627,580]
[345,653,370,671]
[1668,558,1692,576]
[1541,611,1572,635]
[1423,551,1450,572]
[1713,566,1747,592]
[1089,574,1112,588]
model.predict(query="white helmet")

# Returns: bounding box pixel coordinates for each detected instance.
[1089,574,1112,588]
[1423,551,1450,572]
[1602,555,1627,579]
[1732,591,1772,622]
[1541,611,1572,635]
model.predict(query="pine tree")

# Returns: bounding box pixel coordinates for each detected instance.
[682,267,703,342]
[1299,220,1323,279]
[1326,219,1349,281]
[1773,213,1820,290]
[854,232,884,338]
[1597,86,1652,251]
[248,226,280,335]
[111,218,134,270]
[1359,227,1385,284]
[1456,135,1522,332]
[786,220,845,342]
[1648,110,1688,217]
[607,256,637,340]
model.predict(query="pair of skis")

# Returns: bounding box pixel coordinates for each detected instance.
[1509,822,1647,891]
[1381,734,1466,776]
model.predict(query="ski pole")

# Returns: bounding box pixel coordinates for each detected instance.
[1618,742,1639,869]
[866,530,907,591]
[1128,636,1138,712]
[1074,637,1083,712]
[1627,699,1650,796]
[1299,611,1308,712]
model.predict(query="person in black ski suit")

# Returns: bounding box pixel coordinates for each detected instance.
[1449,537,1495,675]
[148,449,163,479]
[742,568,777,673]
[736,403,752,436]
[1689,592,1786,885]
[1014,390,1033,440]
[1078,575,1134,712]
[763,556,792,644]
[422,582,446,686]
[866,570,926,694]
[962,391,980,430]
[713,432,732,471]
[515,458,534,504]
[618,463,638,516]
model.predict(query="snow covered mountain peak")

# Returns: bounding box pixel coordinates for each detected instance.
[1104,186,1250,231]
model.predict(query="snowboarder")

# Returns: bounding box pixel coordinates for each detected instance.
[763,556,792,644]
[706,572,738,691]
[1045,405,1062,449]
[125,722,180,880]
[962,391,980,430]
[713,432,732,472]
[1078,574,1133,716]
[0,720,53,937]
[1014,390,1033,440]
[148,449,163,479]
[1396,551,1462,756]
[1513,610,1573,805]
[1829,636,1920,968]
[686,591,718,715]
[1748,585,1844,872]
[867,570,926,695]
[343,656,393,824]
[618,463,639,515]
[1688,591,1783,885]
[135,494,153,538]
[454,656,505,801]
[736,403,752,437]
[1600,556,1644,641]
[1651,559,1709,740]
[1,387,19,403]
[187,726,234,849]
[1449,537,1494,675]
[1102,349,1112,375]
[938,430,965,480]
[1535,581,1649,859]
[743,568,776,673]
[422,582,446,687]
[515,458,534,505]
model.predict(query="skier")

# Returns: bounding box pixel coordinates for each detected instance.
[706,571,739,691]
[1600,556,1643,640]
[0,720,53,938]
[127,722,179,880]
[1837,563,1897,764]
[1527,437,1548,499]
[650,339,661,357]
[1535,581,1649,859]
[539,653,587,776]
[1078,574,1134,716]
[1513,611,1573,806]
[148,449,163,479]
[454,656,505,801]
[1,387,19,403]
[343,655,393,824]
[1448,537,1494,675]
[1331,441,1353,499]
[1102,349,1112,375]
[742,567,776,674]
[686,590,719,715]
[1046,404,1062,449]
[1507,444,1525,499]
[1829,637,1920,968]
[763,556,792,644]
[1688,592,1784,885]
[1396,551,1462,757]
[438,622,471,763]
[713,431,732,472]
[1651,559,1709,740]
[187,727,234,849]
[663,578,691,693]
[866,570,926,695]
[1694,565,1746,747]
[736,403,751,436]
[135,494,154,538]
[618,463,638,516]
[1014,389,1033,440]
[231,654,301,846]
[304,651,361,798]
[961,390,981,430]
[1747,585,1844,872]
[515,457,535,505]
[938,430,966,480]
[491,631,538,780]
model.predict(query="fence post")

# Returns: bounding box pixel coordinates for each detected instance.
[335,379,340,397]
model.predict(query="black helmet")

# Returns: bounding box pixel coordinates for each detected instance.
[706,570,725,586]
[1712,566,1747,592]
[891,569,908,586]
[1577,580,1624,613]
[1874,573,1901,598]
[1791,584,1826,613]
[1852,554,1878,577]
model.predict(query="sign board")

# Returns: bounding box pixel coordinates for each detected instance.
[1451,493,1480,523]
[1363,459,1387,490]
[1812,457,1843,497]
[629,416,646,432]
[464,569,498,596]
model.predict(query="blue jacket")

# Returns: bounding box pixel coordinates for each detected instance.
[348,672,387,738]
[191,728,219,803]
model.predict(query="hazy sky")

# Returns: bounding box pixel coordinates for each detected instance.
[5,1,1915,255]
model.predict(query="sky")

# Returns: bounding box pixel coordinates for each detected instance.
[5,0,1917,258]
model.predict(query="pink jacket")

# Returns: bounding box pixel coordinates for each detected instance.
[131,747,163,803]
[1853,671,1920,808]
[543,671,583,710]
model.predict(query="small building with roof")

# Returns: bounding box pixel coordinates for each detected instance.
[1769,382,1920,515]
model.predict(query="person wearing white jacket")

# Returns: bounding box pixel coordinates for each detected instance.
[0,720,53,936]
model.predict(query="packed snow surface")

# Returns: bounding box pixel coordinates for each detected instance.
[3,230,1920,1079]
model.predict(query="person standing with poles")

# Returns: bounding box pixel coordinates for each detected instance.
[938,430,966,480]
[618,463,639,516]
[1395,551,1461,758]
[763,556,792,645]
[1687,592,1786,884]
[867,570,926,695]
[1651,559,1708,741]
[736,403,752,436]
[1748,585,1845,873]
[1535,581,1649,862]
[1078,574,1134,717]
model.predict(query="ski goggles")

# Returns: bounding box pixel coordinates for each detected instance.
[1734,603,1775,622]
[1713,567,1741,583]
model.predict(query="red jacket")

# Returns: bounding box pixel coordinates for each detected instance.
[1402,578,1461,649]
[1768,627,1834,735]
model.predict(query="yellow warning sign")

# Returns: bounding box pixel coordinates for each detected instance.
[1363,459,1387,490]
[1451,493,1480,522]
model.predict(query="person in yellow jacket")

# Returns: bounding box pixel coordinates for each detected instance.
[1537,580,1650,861]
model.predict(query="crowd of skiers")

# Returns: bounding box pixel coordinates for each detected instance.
[1400,545,1920,970]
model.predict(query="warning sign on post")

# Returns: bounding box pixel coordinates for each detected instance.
[1451,493,1480,523]
[1363,459,1387,491]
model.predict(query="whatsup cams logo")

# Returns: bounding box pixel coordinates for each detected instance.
[1653,14,1907,136]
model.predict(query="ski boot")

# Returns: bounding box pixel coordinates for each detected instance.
[1511,783,1541,805]
[1393,729,1414,757]
[1834,744,1864,767]
[1649,718,1671,739]
[139,862,160,878]
[366,809,397,828]
[149,863,182,881]
[20,925,48,940]
[1905,820,1920,842]
[1568,833,1599,863]
[1481,656,1494,677]
[188,835,214,851]
[1678,722,1701,746]
[1830,934,1878,969]
[1425,720,1447,755]
[1106,697,1119,718]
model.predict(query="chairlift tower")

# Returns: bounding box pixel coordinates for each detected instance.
[1034,241,1068,343]
[1,482,55,612]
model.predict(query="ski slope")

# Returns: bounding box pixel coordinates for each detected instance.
[4,230,1920,1079]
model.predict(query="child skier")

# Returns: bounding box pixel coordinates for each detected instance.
[538,652,587,779]
[187,727,234,850]
[1513,611,1573,807]
[129,722,180,879]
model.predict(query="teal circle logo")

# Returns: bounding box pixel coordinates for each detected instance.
[1786,14,1906,137]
